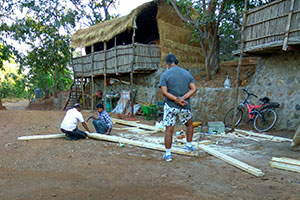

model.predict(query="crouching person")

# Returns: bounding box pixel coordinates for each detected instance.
[60,103,90,140]
[91,103,113,135]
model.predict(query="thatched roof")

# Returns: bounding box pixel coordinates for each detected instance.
[71,0,205,69]
[71,2,154,48]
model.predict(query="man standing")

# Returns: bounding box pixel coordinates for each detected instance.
[91,103,113,135]
[159,54,197,162]
[60,103,90,140]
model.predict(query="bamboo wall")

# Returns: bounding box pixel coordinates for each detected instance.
[72,43,160,77]
[244,0,300,52]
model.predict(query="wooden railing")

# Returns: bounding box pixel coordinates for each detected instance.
[72,43,161,77]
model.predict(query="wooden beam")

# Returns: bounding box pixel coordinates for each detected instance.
[198,144,264,177]
[18,134,66,140]
[112,118,163,132]
[87,133,197,156]
[271,157,300,166]
[270,161,300,173]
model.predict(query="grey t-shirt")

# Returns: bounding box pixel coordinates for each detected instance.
[159,66,195,110]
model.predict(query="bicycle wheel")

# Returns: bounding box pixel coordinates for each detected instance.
[254,109,277,132]
[224,107,243,128]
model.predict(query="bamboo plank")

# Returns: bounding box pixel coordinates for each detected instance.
[87,133,197,156]
[235,129,292,142]
[112,118,163,132]
[198,144,264,177]
[270,161,300,173]
[271,157,300,166]
[18,134,66,140]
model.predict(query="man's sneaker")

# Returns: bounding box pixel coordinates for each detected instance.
[185,146,196,152]
[163,154,172,162]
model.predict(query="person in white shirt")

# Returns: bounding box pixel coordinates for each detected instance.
[60,103,90,140]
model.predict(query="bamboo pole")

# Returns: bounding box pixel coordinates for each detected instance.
[130,19,137,116]
[104,42,107,110]
[232,0,248,131]
[283,0,295,50]
[114,37,118,75]
[18,134,66,140]
[91,45,95,110]
[87,133,197,156]
[112,118,163,132]
[81,57,85,108]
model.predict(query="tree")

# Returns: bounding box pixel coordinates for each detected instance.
[168,0,275,80]
[168,0,227,80]
[1,0,119,99]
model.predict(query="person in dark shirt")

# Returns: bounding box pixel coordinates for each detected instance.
[90,103,113,135]
[159,54,197,161]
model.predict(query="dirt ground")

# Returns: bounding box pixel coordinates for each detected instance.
[0,100,299,200]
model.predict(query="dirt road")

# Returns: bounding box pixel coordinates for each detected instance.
[0,101,299,199]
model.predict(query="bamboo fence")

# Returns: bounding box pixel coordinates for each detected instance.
[244,0,300,52]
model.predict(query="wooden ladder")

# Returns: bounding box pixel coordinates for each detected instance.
[63,78,83,110]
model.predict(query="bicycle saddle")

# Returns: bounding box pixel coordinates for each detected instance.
[260,97,270,104]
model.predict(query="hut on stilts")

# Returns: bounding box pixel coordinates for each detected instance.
[64,0,205,112]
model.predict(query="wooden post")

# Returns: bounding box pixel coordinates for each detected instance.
[282,0,295,51]
[91,45,95,110]
[130,19,137,116]
[114,37,118,75]
[232,0,248,131]
[104,42,107,110]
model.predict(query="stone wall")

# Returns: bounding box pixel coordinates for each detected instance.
[247,51,300,130]
[190,51,300,131]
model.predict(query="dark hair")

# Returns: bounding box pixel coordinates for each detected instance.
[165,54,179,65]
[96,103,104,109]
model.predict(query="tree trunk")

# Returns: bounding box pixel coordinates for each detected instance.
[0,98,6,110]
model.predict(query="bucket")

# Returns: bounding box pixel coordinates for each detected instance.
[106,100,112,112]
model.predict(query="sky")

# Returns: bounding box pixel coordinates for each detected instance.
[113,0,152,16]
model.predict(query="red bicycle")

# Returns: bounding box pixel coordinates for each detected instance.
[224,89,280,132]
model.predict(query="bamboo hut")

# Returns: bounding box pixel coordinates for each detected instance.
[65,0,204,110]
[241,0,300,54]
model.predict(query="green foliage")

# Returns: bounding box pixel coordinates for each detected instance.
[0,62,29,98]
[0,0,118,98]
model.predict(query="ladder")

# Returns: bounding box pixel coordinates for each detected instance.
[63,78,83,110]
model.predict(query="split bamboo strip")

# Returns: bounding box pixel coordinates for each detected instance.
[235,129,292,142]
[87,133,197,156]
[270,161,300,173]
[135,130,158,135]
[113,127,139,130]
[112,118,163,132]
[18,134,66,140]
[271,157,300,166]
[198,144,264,177]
